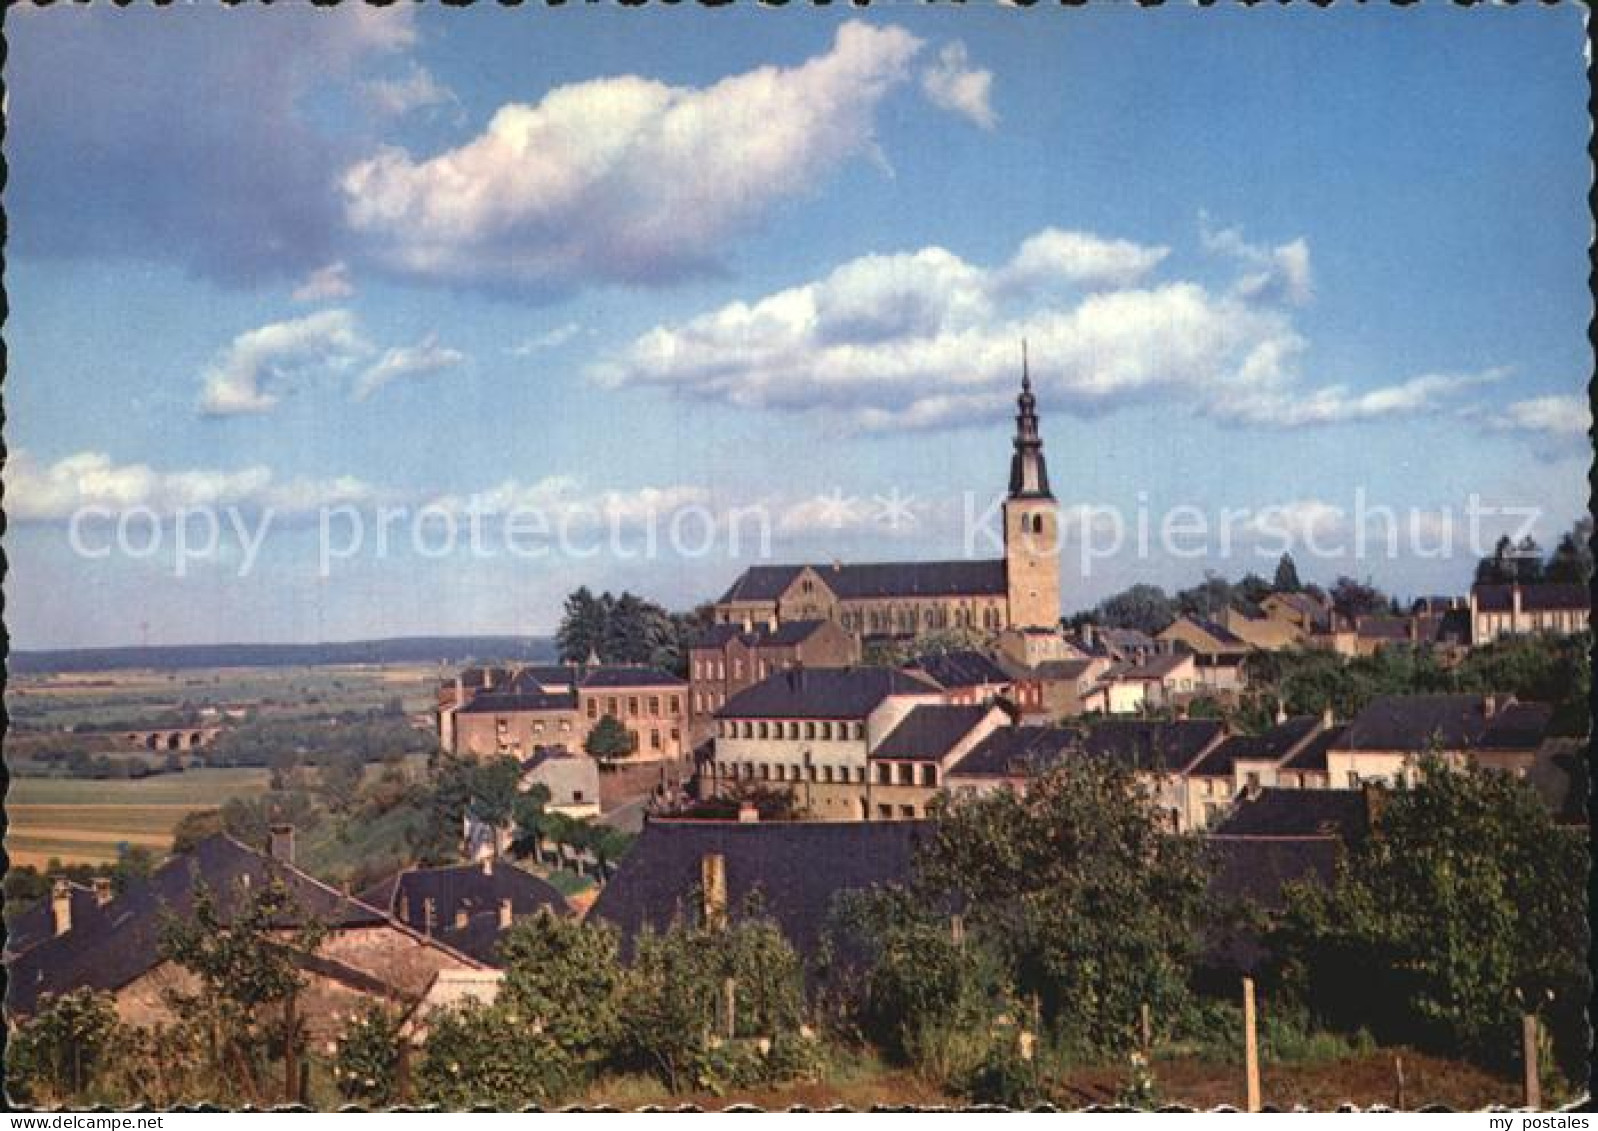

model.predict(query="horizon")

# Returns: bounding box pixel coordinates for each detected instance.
[4,6,1590,649]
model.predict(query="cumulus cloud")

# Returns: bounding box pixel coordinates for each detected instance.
[1201,215,1314,307]
[363,62,459,119]
[292,261,356,303]
[594,227,1494,434]
[339,21,924,292]
[4,450,378,521]
[354,333,467,401]
[920,42,996,129]
[1494,394,1593,440]
[198,310,373,417]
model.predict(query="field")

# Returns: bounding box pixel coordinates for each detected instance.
[4,768,272,868]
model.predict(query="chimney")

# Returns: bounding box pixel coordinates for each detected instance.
[1361,781,1387,829]
[50,880,73,937]
[1274,701,1288,725]
[92,877,113,907]
[1081,623,1095,650]
[455,907,470,930]
[268,824,295,866]
[1321,705,1335,729]
[499,898,513,930]
[423,897,436,935]
[454,675,465,705]
[481,855,494,877]
[768,613,779,633]
[701,853,727,930]
[742,613,753,633]
[1483,695,1497,719]
[738,802,760,824]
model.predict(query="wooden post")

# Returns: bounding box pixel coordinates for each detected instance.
[723,977,738,1040]
[1242,977,1261,1113]
[1522,1014,1542,1109]
[396,1037,412,1106]
[950,913,965,948]
[283,992,299,1105]
[1393,1055,1406,1111]
[1140,1002,1153,1055]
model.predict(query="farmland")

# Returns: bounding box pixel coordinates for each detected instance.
[5,768,273,868]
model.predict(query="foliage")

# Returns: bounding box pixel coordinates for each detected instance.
[158,877,327,1105]
[1476,534,1547,585]
[671,784,807,822]
[556,587,707,676]
[1272,553,1303,593]
[1266,760,1590,1080]
[496,910,624,1071]
[6,989,123,1105]
[172,809,228,855]
[1089,583,1176,635]
[417,1001,576,1109]
[331,1005,404,1107]
[206,712,433,770]
[584,714,636,761]
[1544,516,1593,584]
[914,759,1209,1054]
[409,752,524,865]
[1328,575,1390,621]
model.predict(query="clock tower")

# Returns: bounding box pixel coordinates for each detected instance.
[1003,345,1061,630]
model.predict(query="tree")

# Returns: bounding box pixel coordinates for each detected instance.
[584,715,636,761]
[1269,761,1590,1082]
[1175,573,1236,621]
[496,910,624,1072]
[171,809,226,856]
[158,878,327,1105]
[318,757,365,816]
[417,1001,575,1108]
[1544,516,1593,584]
[556,586,608,663]
[1272,553,1303,593]
[1328,575,1388,622]
[912,759,1209,1052]
[1092,584,1175,635]
[331,1004,404,1107]
[6,989,123,1105]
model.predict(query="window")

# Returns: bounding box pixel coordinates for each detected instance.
[852,722,864,740]
[877,804,893,820]
[648,696,660,715]
[606,697,618,717]
[760,764,770,781]
[822,766,834,783]
[628,696,639,716]
[587,698,598,720]
[1347,772,1360,789]
[650,729,661,750]
[805,721,816,740]
[733,659,743,679]
[560,720,572,733]
[759,722,769,739]
[897,763,913,786]
[920,764,936,787]
[533,721,545,735]
[876,764,891,785]
[671,727,679,743]
[573,790,585,803]
[900,805,916,819]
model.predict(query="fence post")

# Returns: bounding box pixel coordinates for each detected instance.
[1140,1002,1153,1055]
[396,1037,412,1106]
[950,914,965,948]
[1522,1014,1541,1109]
[723,977,738,1040]
[1242,977,1261,1113]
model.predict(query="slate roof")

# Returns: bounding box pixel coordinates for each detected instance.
[1473,582,1591,613]
[1203,836,1340,911]
[1355,616,1413,641]
[1480,701,1556,749]
[358,862,570,966]
[587,819,929,958]
[1079,718,1227,773]
[908,650,1013,690]
[717,667,938,720]
[1122,653,1192,681]
[1210,788,1372,841]
[691,619,832,651]
[871,706,994,761]
[508,665,583,692]
[1187,717,1322,778]
[579,666,685,688]
[1340,694,1545,752]
[947,725,1084,778]
[4,885,107,958]
[1033,658,1097,682]
[7,835,398,1016]
[718,560,1008,605]
[457,689,579,714]
[1279,725,1347,772]
[1182,618,1249,649]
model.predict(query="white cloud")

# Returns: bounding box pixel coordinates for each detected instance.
[291,261,356,303]
[1496,394,1592,440]
[363,63,458,119]
[595,227,1494,435]
[198,309,373,417]
[508,323,583,356]
[3,450,378,521]
[919,42,996,130]
[354,333,467,401]
[339,21,923,291]
[1201,216,1314,307]
[423,477,711,530]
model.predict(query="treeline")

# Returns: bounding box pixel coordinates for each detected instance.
[555,588,713,677]
[12,757,1586,1108]
[10,636,558,675]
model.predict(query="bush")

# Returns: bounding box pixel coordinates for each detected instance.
[7,990,123,1106]
[417,1001,575,1109]
[332,1005,403,1107]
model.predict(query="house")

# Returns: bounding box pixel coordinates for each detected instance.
[1116,651,1201,709]
[1211,786,1376,843]
[1469,582,1590,645]
[1222,606,1304,651]
[1157,617,1250,692]
[687,618,857,741]
[587,818,929,960]
[944,725,1082,797]
[1200,835,1341,978]
[1274,724,1346,790]
[6,831,482,1035]
[1078,718,1230,831]
[4,878,115,960]
[444,663,687,763]
[1328,693,1552,787]
[906,650,1020,707]
[995,624,1086,670]
[357,858,571,966]
[704,667,982,820]
[1073,624,1161,665]
[712,369,1062,639]
[864,704,1009,819]
[1259,591,1334,635]
[519,746,601,817]
[1181,715,1328,828]
[1028,656,1112,718]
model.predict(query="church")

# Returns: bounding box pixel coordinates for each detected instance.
[713,363,1062,641]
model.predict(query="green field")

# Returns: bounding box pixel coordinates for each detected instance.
[5,768,272,868]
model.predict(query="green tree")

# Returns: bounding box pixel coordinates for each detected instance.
[158,878,327,1105]
[495,910,624,1072]
[1544,516,1593,584]
[331,1004,404,1107]
[913,758,1209,1053]
[556,586,609,663]
[417,1000,575,1108]
[6,989,123,1105]
[1092,584,1175,635]
[1328,575,1389,622]
[1269,760,1590,1081]
[584,714,636,761]
[1272,553,1303,593]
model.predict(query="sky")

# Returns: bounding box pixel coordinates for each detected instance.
[5,5,1592,648]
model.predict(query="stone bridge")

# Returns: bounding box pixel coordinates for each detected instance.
[117,727,223,752]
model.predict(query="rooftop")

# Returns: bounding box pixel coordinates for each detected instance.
[717,667,939,721]
[907,650,1014,690]
[718,559,1008,605]
[1080,718,1227,773]
[871,705,996,761]
[1211,788,1373,841]
[358,861,570,966]
[947,725,1083,778]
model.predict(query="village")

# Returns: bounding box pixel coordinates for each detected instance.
[6,369,1590,1110]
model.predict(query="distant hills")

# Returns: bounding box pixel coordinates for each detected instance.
[9,636,559,674]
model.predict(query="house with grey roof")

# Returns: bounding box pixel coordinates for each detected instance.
[1469,581,1590,645]
[357,857,571,966]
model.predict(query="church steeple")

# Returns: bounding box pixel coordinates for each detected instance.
[1008,341,1053,500]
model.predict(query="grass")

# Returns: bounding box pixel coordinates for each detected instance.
[4,767,272,868]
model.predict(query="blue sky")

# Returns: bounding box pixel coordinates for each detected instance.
[5,5,1591,647]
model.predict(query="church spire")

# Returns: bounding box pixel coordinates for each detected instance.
[1008,342,1052,500]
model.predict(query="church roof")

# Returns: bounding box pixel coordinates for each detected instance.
[717,559,1008,605]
